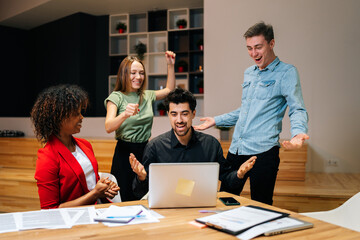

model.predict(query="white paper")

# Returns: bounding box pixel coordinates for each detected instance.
[19,209,71,230]
[0,213,19,233]
[149,210,165,219]
[94,205,144,223]
[66,207,97,226]
[101,205,159,227]
[197,206,282,233]
[237,217,304,240]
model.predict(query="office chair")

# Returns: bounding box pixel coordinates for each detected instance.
[301,192,360,232]
[98,172,122,203]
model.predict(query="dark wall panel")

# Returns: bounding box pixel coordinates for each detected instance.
[0,12,109,117]
[94,15,109,117]
[29,13,97,115]
[0,26,31,116]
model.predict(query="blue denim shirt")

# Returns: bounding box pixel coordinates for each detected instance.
[214,57,308,155]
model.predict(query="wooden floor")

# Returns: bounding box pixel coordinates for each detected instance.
[241,173,360,213]
[0,138,359,213]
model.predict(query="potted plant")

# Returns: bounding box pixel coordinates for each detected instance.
[134,42,147,60]
[157,102,166,116]
[176,19,187,29]
[196,79,204,94]
[196,39,203,51]
[116,22,127,33]
[176,60,188,72]
[215,126,233,141]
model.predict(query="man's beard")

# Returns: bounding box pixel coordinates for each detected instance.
[174,124,191,137]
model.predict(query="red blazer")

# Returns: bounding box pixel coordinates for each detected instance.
[35,135,101,209]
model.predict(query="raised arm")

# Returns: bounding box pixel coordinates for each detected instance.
[155,51,176,100]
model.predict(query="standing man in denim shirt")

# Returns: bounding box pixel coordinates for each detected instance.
[194,22,309,205]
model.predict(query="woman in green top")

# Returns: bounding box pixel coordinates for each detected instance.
[105,51,176,201]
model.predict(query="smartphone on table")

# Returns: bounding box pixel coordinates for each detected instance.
[219,197,240,206]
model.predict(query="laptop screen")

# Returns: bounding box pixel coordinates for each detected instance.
[148,162,219,208]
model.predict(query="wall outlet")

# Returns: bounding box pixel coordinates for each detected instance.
[327,159,338,167]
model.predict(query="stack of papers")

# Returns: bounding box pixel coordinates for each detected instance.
[94,205,160,227]
[0,205,161,234]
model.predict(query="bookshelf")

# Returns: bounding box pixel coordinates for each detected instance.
[109,8,203,116]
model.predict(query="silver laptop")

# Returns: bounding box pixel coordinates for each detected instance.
[148,162,219,208]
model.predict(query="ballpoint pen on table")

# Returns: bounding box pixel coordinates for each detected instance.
[199,210,224,213]
[106,215,146,219]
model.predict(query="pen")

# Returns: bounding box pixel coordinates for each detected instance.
[199,210,224,213]
[106,215,146,219]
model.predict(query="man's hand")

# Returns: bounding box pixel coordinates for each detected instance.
[281,133,309,150]
[193,117,216,131]
[129,153,147,181]
[237,156,256,179]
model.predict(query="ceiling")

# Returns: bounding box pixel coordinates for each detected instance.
[0,0,203,30]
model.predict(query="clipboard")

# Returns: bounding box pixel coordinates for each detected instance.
[263,217,313,236]
[236,216,314,239]
[195,205,289,235]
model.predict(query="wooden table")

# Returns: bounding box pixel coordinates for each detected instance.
[1,192,359,240]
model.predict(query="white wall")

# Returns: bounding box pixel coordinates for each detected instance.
[0,116,218,140]
[204,0,360,173]
[2,0,360,173]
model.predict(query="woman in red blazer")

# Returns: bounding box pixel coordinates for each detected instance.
[31,84,120,209]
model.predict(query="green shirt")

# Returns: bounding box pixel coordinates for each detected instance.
[105,90,156,143]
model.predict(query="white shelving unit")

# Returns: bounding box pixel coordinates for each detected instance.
[109,14,128,35]
[109,8,203,116]
[168,8,189,31]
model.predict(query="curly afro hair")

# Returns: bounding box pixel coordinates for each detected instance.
[30,84,89,143]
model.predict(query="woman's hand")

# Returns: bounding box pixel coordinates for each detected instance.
[93,177,111,198]
[105,101,138,133]
[103,179,120,199]
[165,51,176,65]
[123,103,139,118]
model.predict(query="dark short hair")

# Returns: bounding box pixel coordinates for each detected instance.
[30,84,89,143]
[164,88,197,112]
[244,21,274,43]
